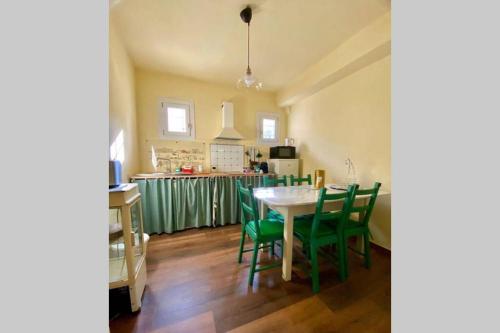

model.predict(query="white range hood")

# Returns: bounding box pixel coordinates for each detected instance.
[214,102,244,140]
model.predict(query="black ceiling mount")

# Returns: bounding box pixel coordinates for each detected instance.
[240,6,252,24]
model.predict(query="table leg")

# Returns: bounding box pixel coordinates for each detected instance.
[281,207,294,281]
[259,200,268,253]
[259,199,266,220]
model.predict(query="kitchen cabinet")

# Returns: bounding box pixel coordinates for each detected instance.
[267,159,299,178]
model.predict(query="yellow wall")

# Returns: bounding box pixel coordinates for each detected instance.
[109,18,140,181]
[288,55,391,249]
[278,12,391,107]
[135,68,287,172]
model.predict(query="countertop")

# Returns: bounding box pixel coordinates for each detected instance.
[130,172,271,180]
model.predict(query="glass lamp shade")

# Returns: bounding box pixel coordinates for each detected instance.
[237,68,263,90]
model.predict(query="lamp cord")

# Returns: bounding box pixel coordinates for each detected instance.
[247,23,250,70]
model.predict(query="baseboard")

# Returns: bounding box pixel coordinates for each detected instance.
[370,242,391,256]
[347,237,391,256]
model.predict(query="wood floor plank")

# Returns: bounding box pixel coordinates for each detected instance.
[150,311,216,333]
[110,224,391,333]
[227,296,336,333]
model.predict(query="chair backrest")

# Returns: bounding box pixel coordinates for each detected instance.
[310,184,358,239]
[263,175,287,187]
[290,174,312,186]
[349,182,381,227]
[236,179,261,236]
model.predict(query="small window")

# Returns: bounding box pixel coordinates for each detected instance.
[159,98,195,140]
[257,112,280,145]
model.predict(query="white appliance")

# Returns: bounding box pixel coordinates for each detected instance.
[214,102,244,140]
[267,159,299,178]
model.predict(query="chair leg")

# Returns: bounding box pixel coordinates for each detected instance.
[248,241,259,286]
[337,239,347,282]
[364,232,372,268]
[270,241,275,256]
[310,243,320,294]
[238,228,246,263]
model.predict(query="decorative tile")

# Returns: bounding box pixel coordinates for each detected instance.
[209,144,244,172]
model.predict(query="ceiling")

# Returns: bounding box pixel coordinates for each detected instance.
[110,0,390,91]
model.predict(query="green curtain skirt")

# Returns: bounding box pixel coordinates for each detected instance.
[133,175,264,234]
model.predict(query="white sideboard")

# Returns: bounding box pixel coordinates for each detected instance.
[267,159,299,178]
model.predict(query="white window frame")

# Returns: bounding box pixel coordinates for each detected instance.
[256,112,280,145]
[158,98,195,141]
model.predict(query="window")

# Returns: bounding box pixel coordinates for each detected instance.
[257,112,280,145]
[167,107,187,133]
[159,98,195,140]
[262,118,276,139]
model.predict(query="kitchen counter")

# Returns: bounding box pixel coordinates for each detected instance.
[130,172,270,180]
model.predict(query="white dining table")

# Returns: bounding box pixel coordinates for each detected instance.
[252,184,389,281]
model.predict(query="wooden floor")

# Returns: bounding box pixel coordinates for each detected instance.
[110,224,391,333]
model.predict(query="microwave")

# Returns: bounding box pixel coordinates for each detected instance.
[270,146,296,159]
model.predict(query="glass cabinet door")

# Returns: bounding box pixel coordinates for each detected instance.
[109,207,127,284]
[109,196,145,287]
[130,200,144,257]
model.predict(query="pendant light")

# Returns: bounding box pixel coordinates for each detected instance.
[237,6,263,90]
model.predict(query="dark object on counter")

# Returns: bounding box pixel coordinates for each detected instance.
[270,146,296,159]
[249,160,259,170]
[109,160,122,188]
[259,162,269,173]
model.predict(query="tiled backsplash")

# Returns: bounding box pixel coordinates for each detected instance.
[144,139,269,173]
[210,144,244,172]
[148,140,206,172]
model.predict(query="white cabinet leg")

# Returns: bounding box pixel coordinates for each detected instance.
[129,285,141,312]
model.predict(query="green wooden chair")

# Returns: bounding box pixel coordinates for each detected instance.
[236,180,284,286]
[293,184,358,293]
[290,174,312,186]
[262,175,311,224]
[262,175,287,221]
[343,182,381,273]
[263,175,287,187]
